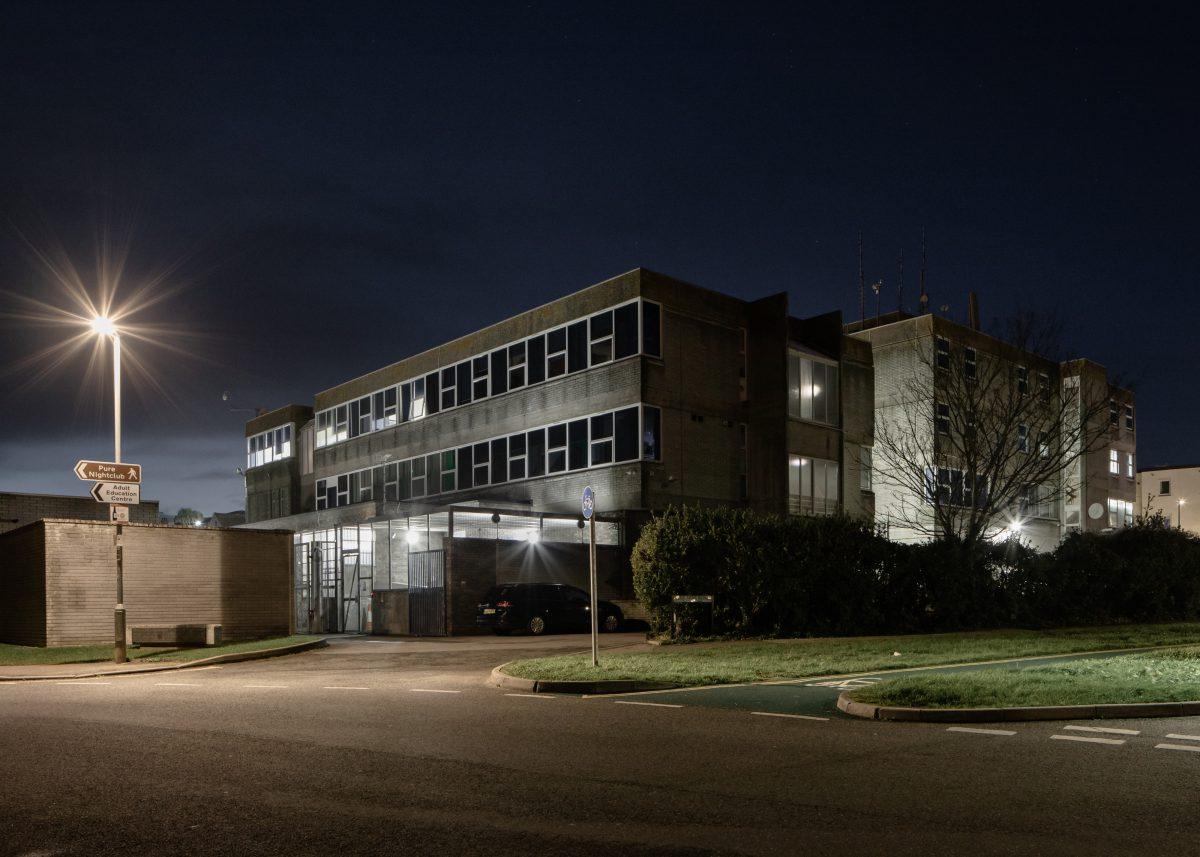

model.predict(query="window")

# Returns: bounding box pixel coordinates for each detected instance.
[425,372,441,415]
[426,453,441,495]
[356,396,372,436]
[410,457,426,498]
[860,446,873,492]
[1038,431,1050,459]
[473,442,490,486]
[490,438,507,485]
[546,328,567,378]
[246,424,293,469]
[409,377,426,420]
[964,347,977,381]
[642,301,662,357]
[936,403,950,435]
[373,388,398,430]
[526,336,545,385]
[334,405,349,442]
[1020,483,1058,520]
[786,350,839,426]
[928,467,986,509]
[456,361,472,406]
[788,455,839,516]
[1016,366,1029,395]
[614,407,639,462]
[614,303,639,359]
[1109,449,1119,475]
[589,310,613,366]
[508,342,526,389]
[547,423,567,473]
[527,428,546,477]
[567,320,588,373]
[1038,372,1051,404]
[351,468,372,503]
[1108,497,1134,528]
[336,474,349,507]
[440,366,456,410]
[508,434,526,480]
[590,413,614,464]
[1109,400,1119,427]
[567,419,588,470]
[935,337,950,370]
[441,450,457,493]
[489,349,507,397]
[383,463,400,502]
[1125,404,1134,431]
[1126,453,1134,479]
[316,410,334,447]
[642,405,661,461]
[1160,480,1171,496]
[1018,424,1029,453]
[472,356,489,400]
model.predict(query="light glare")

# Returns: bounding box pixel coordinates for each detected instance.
[90,316,116,336]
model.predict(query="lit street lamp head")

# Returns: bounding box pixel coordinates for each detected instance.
[90,315,117,337]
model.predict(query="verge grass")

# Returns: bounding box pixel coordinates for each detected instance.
[502,623,1200,686]
[849,646,1200,708]
[0,635,321,667]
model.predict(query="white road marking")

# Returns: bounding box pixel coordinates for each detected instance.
[1165,733,1200,742]
[242,684,289,689]
[946,727,1017,736]
[751,711,829,721]
[188,666,222,671]
[1050,734,1125,746]
[154,682,202,687]
[322,686,370,690]
[505,693,556,699]
[55,681,111,685]
[805,677,881,689]
[614,700,683,708]
[1156,743,1200,754]
[1064,725,1140,736]
[409,688,461,694]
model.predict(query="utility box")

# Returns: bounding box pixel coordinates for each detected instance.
[128,623,222,647]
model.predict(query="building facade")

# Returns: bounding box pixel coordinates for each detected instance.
[849,311,1135,551]
[243,268,874,635]
[1137,465,1200,534]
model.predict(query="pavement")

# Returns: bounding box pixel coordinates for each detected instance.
[2,633,1200,856]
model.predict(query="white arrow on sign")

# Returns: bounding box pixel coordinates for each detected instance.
[91,482,141,505]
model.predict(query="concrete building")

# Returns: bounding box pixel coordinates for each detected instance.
[0,519,291,647]
[1137,465,1200,534]
[242,268,875,635]
[848,310,1136,551]
[0,491,160,536]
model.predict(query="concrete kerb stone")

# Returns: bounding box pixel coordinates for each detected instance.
[489,663,678,695]
[0,638,329,682]
[837,691,1200,723]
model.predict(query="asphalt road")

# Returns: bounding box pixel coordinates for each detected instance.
[2,634,1199,857]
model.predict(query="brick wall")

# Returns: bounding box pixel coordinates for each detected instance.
[20,519,293,647]
[0,492,159,535]
[0,522,47,645]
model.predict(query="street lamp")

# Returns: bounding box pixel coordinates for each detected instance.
[1179,498,1187,530]
[90,316,126,662]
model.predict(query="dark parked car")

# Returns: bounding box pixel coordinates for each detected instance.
[476,583,623,635]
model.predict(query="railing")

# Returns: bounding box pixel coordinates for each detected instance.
[787,497,842,517]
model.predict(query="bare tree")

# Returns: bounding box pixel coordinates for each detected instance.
[871,311,1122,555]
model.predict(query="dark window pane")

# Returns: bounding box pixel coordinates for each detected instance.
[548,449,566,473]
[425,372,441,415]
[457,362,471,404]
[348,400,360,438]
[491,438,507,484]
[490,349,508,395]
[427,454,441,494]
[547,327,566,353]
[642,405,661,460]
[527,335,545,384]
[402,383,412,421]
[474,441,490,486]
[457,446,473,490]
[590,339,613,365]
[548,353,566,377]
[568,419,588,470]
[399,461,412,500]
[548,423,566,448]
[615,407,639,461]
[614,303,638,358]
[642,301,661,357]
[509,458,525,480]
[567,321,588,373]
[590,310,612,339]
[509,433,526,456]
[590,413,613,439]
[527,428,546,477]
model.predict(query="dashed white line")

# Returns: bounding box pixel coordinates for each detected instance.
[946,726,1017,736]
[1165,733,1200,742]
[751,711,829,721]
[1156,743,1200,754]
[1050,734,1126,746]
[242,684,289,689]
[322,686,370,690]
[506,693,556,699]
[613,700,682,708]
[55,681,111,686]
[1065,725,1140,736]
[154,682,202,687]
[409,688,461,694]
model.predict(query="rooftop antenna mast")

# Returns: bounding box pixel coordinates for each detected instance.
[857,229,865,325]
[918,227,929,314]
[897,248,904,314]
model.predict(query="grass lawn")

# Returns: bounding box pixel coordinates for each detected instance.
[849,647,1200,708]
[502,622,1200,686]
[0,635,322,667]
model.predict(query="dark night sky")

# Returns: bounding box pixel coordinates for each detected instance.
[1,1,1197,514]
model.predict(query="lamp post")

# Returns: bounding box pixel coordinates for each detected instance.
[1179,498,1187,530]
[90,316,126,663]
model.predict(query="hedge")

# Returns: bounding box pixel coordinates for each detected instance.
[631,506,1200,639]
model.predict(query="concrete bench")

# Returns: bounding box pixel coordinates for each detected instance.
[127,624,222,647]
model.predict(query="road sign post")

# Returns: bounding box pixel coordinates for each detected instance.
[582,486,598,668]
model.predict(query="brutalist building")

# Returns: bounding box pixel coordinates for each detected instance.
[241,269,874,636]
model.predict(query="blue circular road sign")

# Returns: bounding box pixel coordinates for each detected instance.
[582,486,595,520]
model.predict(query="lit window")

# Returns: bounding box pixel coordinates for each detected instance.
[334,405,349,442]
[1126,452,1134,478]
[247,424,294,469]
[1125,404,1134,431]
[787,350,839,426]
[410,378,426,420]
[1109,449,1119,475]
[788,455,840,516]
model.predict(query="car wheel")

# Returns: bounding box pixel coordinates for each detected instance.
[528,616,547,635]
[602,613,621,632]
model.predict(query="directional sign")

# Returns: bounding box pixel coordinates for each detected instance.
[582,485,595,520]
[91,482,140,505]
[75,460,141,484]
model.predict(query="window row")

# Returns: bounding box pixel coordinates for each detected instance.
[316,405,662,510]
[787,455,840,516]
[1109,400,1135,431]
[925,467,989,509]
[1108,449,1135,477]
[1108,497,1134,528]
[786,350,839,426]
[246,424,293,469]
[315,300,663,448]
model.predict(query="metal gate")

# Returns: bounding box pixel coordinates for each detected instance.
[295,541,337,633]
[408,549,446,636]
